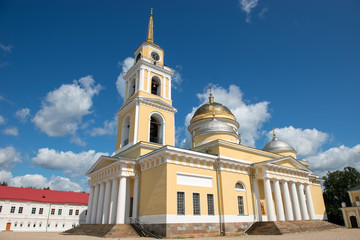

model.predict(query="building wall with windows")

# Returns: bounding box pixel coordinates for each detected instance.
[0,186,88,232]
[341,185,360,228]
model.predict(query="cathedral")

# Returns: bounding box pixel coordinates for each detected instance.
[85,11,327,237]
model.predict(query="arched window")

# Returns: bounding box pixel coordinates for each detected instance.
[130,79,136,96]
[235,181,245,191]
[149,113,164,144]
[136,52,141,62]
[151,77,161,96]
[122,115,130,146]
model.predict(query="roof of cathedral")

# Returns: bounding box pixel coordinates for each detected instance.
[263,136,296,154]
[0,186,89,205]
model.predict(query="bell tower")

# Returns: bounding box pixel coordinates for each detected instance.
[115,9,177,157]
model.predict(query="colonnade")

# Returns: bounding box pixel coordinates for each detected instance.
[254,178,316,221]
[85,176,139,224]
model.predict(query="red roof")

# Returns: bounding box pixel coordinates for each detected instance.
[0,186,89,205]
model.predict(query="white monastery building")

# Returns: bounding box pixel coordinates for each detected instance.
[0,186,88,232]
[84,11,328,238]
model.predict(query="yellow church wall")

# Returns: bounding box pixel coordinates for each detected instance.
[166,163,219,216]
[117,142,162,159]
[219,171,253,216]
[349,190,360,205]
[277,151,297,158]
[137,104,175,146]
[139,164,167,216]
[194,133,238,147]
[165,78,169,99]
[137,91,172,105]
[218,145,276,163]
[310,184,326,215]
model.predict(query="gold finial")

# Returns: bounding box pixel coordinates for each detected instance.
[147,8,154,43]
[208,86,214,103]
[272,128,275,137]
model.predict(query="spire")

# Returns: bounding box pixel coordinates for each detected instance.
[272,128,276,137]
[208,87,214,103]
[147,8,154,43]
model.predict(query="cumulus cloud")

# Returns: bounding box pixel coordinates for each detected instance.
[3,127,19,136]
[0,146,21,170]
[32,76,102,137]
[0,115,5,125]
[172,65,183,91]
[0,171,83,191]
[32,148,108,178]
[183,84,270,148]
[239,0,259,23]
[90,115,118,136]
[70,135,87,147]
[0,43,13,53]
[305,144,360,177]
[15,108,30,122]
[267,126,329,157]
[116,57,134,99]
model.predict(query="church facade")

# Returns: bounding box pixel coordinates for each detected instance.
[85,11,327,237]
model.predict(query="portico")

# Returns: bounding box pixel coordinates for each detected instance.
[85,157,139,225]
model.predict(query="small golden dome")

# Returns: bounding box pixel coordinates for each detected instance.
[191,102,235,122]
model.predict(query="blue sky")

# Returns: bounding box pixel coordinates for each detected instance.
[0,0,359,191]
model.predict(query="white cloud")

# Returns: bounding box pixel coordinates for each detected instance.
[0,172,83,192]
[90,115,118,136]
[0,146,21,170]
[239,0,259,23]
[267,126,329,157]
[116,57,134,99]
[0,43,13,53]
[0,115,5,125]
[3,127,19,136]
[183,84,270,148]
[32,76,102,137]
[15,108,31,122]
[70,135,87,147]
[32,148,108,178]
[305,144,360,177]
[172,65,183,90]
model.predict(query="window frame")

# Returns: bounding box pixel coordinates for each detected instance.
[237,196,244,215]
[193,193,201,215]
[10,206,16,213]
[207,194,215,215]
[177,192,185,215]
[31,207,36,214]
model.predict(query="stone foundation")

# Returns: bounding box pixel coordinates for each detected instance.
[145,222,251,238]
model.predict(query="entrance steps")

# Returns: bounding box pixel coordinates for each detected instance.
[63,224,140,238]
[245,220,342,235]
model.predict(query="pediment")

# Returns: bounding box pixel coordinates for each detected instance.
[86,156,119,176]
[266,156,310,172]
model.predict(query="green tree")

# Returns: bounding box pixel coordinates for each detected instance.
[0,182,7,186]
[323,166,360,225]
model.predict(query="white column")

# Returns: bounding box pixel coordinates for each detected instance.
[96,182,105,224]
[125,178,131,223]
[116,177,127,224]
[132,176,140,219]
[264,178,276,221]
[305,184,316,220]
[90,184,100,224]
[281,181,294,221]
[253,179,262,221]
[86,185,95,224]
[108,178,119,224]
[139,68,144,91]
[297,183,309,220]
[273,179,285,221]
[102,180,112,224]
[290,182,302,220]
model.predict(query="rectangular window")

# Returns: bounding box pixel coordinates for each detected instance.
[58,209,62,215]
[75,209,79,215]
[51,208,55,215]
[85,210,88,216]
[193,193,200,215]
[69,209,73,215]
[0,205,2,212]
[10,206,16,213]
[207,194,214,215]
[356,196,360,202]
[18,207,23,214]
[177,192,185,215]
[238,196,244,215]
[31,207,36,214]
[39,208,43,215]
